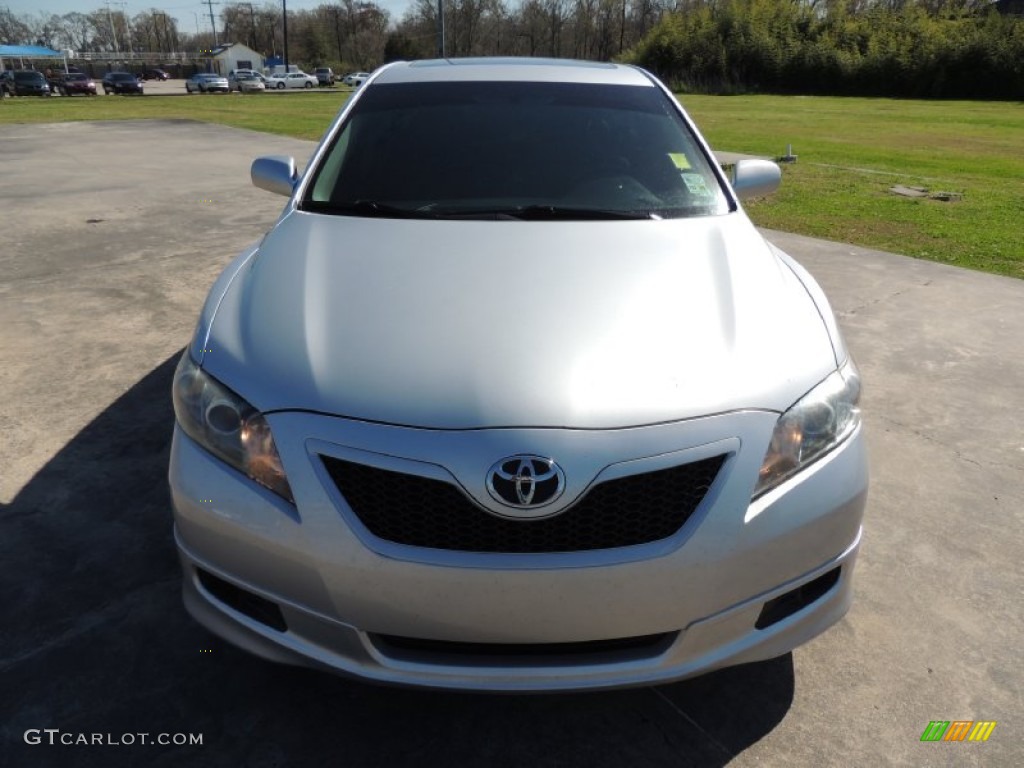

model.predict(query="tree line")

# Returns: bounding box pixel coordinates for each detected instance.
[0,1,677,71]
[626,0,1024,99]
[3,1,1021,98]
[0,6,181,55]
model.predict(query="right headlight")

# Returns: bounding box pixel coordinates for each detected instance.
[754,358,861,498]
[172,352,294,504]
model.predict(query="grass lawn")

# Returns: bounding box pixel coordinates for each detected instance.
[0,91,349,141]
[680,95,1024,279]
[2,91,1021,279]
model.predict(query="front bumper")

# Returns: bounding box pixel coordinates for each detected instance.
[170,410,867,691]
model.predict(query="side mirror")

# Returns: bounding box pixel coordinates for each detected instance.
[251,155,298,197]
[731,159,781,200]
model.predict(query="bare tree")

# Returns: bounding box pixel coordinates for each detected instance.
[132,10,180,52]
[0,7,34,45]
[60,12,99,52]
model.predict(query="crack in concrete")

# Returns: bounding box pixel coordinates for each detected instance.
[874,415,1024,474]
[648,686,735,759]
[0,576,179,673]
[839,279,933,316]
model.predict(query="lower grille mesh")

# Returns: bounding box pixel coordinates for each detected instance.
[372,631,678,664]
[322,454,725,553]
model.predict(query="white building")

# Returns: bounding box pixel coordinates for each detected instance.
[209,43,264,76]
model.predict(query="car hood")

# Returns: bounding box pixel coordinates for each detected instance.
[201,212,838,429]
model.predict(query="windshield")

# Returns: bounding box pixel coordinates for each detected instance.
[111,73,135,81]
[304,81,730,220]
[15,71,45,82]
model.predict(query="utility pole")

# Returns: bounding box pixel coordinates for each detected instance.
[114,1,133,55]
[236,2,257,50]
[437,0,444,58]
[153,11,165,52]
[104,0,121,57]
[282,0,289,70]
[245,2,257,50]
[203,0,220,48]
[331,6,342,63]
[153,11,172,54]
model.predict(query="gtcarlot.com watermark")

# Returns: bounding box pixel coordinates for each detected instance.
[24,729,203,747]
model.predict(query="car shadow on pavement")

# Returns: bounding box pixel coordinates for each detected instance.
[1,354,793,768]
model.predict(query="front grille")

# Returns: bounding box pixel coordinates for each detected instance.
[321,454,725,553]
[372,631,678,665]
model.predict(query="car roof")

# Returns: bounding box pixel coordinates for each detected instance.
[373,58,654,87]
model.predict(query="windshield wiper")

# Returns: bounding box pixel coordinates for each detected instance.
[433,205,657,221]
[303,200,439,219]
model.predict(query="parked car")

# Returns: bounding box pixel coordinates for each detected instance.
[185,73,230,94]
[342,71,370,87]
[1,70,51,96]
[314,67,335,86]
[44,66,83,92]
[170,59,868,692]
[230,73,266,94]
[228,71,266,90]
[102,72,143,95]
[266,71,318,89]
[57,72,97,96]
[141,68,170,81]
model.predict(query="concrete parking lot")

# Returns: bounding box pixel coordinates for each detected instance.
[1,120,1021,767]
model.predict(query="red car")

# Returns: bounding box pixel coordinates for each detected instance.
[58,73,97,96]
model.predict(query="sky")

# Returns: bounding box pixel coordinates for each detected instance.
[3,0,418,35]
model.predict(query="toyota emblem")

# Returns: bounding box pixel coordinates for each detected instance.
[486,455,565,509]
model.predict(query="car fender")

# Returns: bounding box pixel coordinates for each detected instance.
[189,242,262,365]
[771,244,849,367]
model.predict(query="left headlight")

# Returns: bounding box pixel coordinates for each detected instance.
[754,358,861,498]
[172,353,294,503]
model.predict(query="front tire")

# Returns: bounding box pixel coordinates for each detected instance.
[276,82,285,90]
[304,81,313,89]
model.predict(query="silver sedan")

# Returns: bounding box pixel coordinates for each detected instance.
[185,73,229,93]
[169,58,868,691]
[266,71,317,89]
